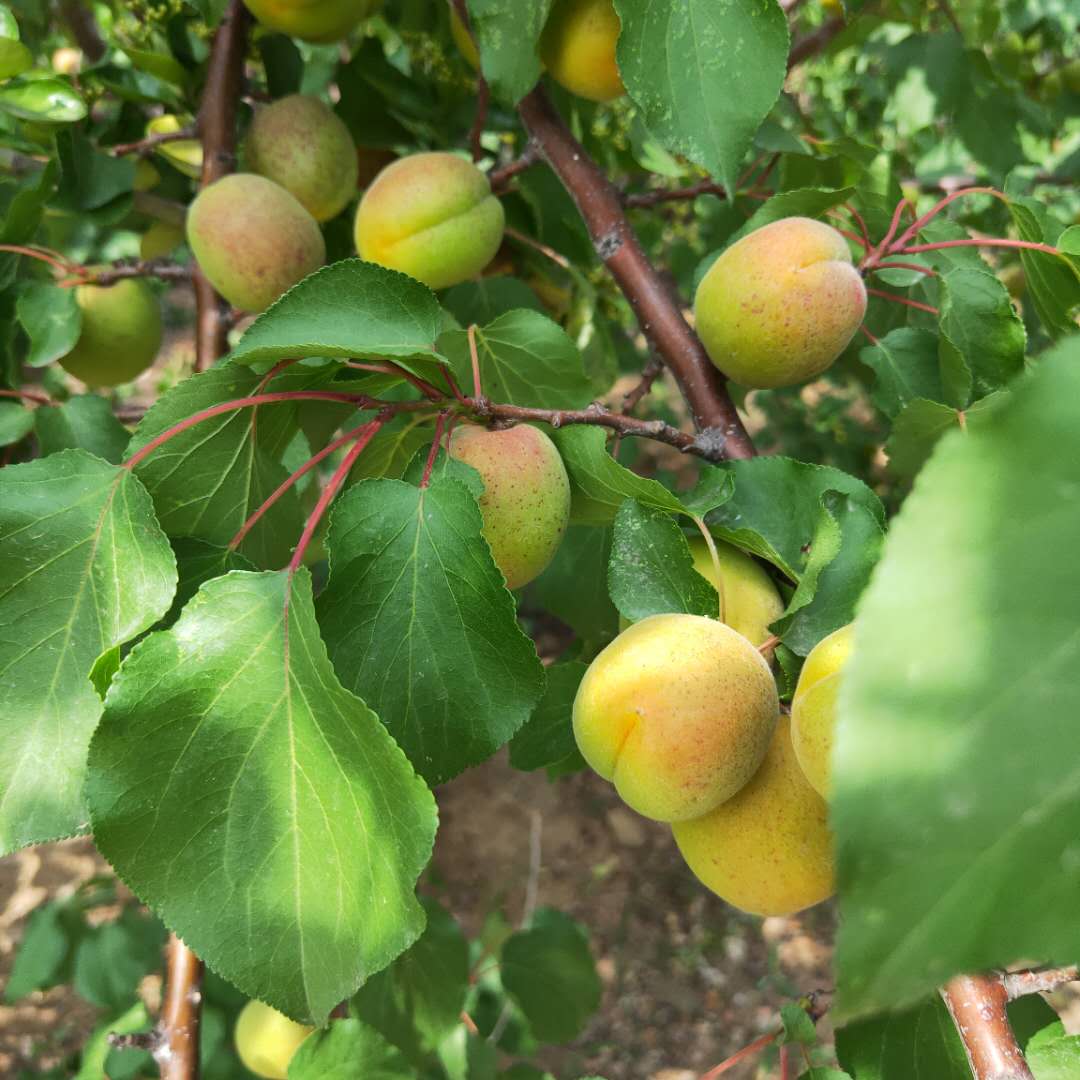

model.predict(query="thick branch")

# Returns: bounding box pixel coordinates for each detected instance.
[157,935,204,1080]
[941,973,1034,1080]
[518,86,754,459]
[59,0,106,62]
[193,0,251,371]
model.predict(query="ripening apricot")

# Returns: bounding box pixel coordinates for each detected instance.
[790,623,854,798]
[540,0,624,103]
[447,423,570,590]
[234,1000,313,1080]
[146,114,202,178]
[242,0,379,43]
[694,217,867,389]
[355,152,505,290]
[186,173,326,312]
[573,614,779,823]
[673,716,835,917]
[59,279,162,387]
[245,95,358,222]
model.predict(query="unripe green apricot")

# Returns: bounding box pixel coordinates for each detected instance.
[245,95,358,223]
[673,716,835,916]
[242,0,379,43]
[140,220,185,261]
[186,173,326,313]
[694,217,868,389]
[540,0,625,103]
[59,278,162,387]
[573,614,779,823]
[355,152,505,290]
[447,423,570,590]
[234,1000,313,1080]
[790,623,854,798]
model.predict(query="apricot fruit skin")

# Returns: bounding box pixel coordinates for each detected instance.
[573,614,779,823]
[688,538,784,649]
[186,173,326,313]
[354,152,504,290]
[694,217,867,389]
[245,95,358,222]
[59,279,162,387]
[673,716,835,916]
[140,221,185,261]
[447,423,570,590]
[242,0,379,43]
[234,999,313,1080]
[540,0,625,103]
[790,623,854,798]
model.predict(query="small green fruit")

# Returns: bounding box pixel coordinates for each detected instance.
[694,217,867,389]
[245,95,358,222]
[59,278,162,387]
[186,173,326,312]
[140,220,185,261]
[354,152,504,290]
[447,423,570,589]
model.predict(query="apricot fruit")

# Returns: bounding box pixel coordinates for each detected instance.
[688,538,784,649]
[673,716,835,916]
[447,423,570,590]
[540,0,624,103]
[146,114,202,178]
[245,95,358,222]
[186,173,326,312]
[694,217,867,389]
[234,999,313,1080]
[59,278,162,388]
[242,0,379,43]
[573,614,779,822]
[790,623,854,798]
[140,220,185,261]
[354,152,504,290]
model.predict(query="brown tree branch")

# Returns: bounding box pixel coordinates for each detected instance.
[622,356,664,414]
[517,86,754,460]
[158,935,204,1080]
[624,179,727,209]
[59,0,106,62]
[62,259,192,287]
[111,126,198,159]
[941,973,1035,1080]
[788,15,846,69]
[193,0,251,372]
[1002,965,1080,1001]
[489,142,542,194]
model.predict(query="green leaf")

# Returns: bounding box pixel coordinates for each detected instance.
[0,7,19,39]
[607,500,718,622]
[35,395,131,464]
[525,524,618,642]
[288,1018,413,1079]
[0,78,86,123]
[834,336,1080,1018]
[16,282,81,367]
[835,994,1057,1079]
[318,476,546,784]
[937,268,1025,409]
[165,538,256,626]
[779,1003,817,1046]
[1029,1031,1080,1080]
[501,908,601,1044]
[0,398,32,445]
[552,425,685,524]
[351,898,470,1057]
[73,908,165,1010]
[4,901,69,1001]
[440,310,594,410]
[230,259,447,377]
[442,277,546,327]
[614,0,789,194]
[347,417,434,484]
[858,328,944,419]
[126,364,317,569]
[0,451,177,853]
[722,186,857,255]
[465,0,550,104]
[510,661,587,771]
[885,393,1006,480]
[86,570,437,1025]
[55,128,135,210]
[75,1001,152,1080]
[0,37,31,80]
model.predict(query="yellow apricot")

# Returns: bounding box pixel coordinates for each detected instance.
[694,217,867,389]
[242,0,379,43]
[146,115,202,178]
[688,538,783,649]
[672,716,835,917]
[573,614,779,823]
[355,152,504,290]
[789,623,854,798]
[540,0,624,103]
[234,999,313,1080]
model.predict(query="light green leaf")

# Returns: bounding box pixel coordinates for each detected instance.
[0,38,31,80]
[16,282,81,368]
[318,476,546,784]
[858,328,944,419]
[442,277,545,327]
[885,393,1006,480]
[465,0,551,104]
[834,335,1080,1018]
[0,451,177,852]
[1029,1031,1080,1080]
[0,399,32,446]
[440,309,594,410]
[615,0,789,194]
[36,395,131,464]
[0,78,86,123]
[288,1018,412,1079]
[86,570,437,1025]
[501,908,602,1043]
[608,500,717,622]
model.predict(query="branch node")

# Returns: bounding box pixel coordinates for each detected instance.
[689,427,728,461]
[594,228,623,261]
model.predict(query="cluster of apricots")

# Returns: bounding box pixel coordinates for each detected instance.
[575,542,857,919]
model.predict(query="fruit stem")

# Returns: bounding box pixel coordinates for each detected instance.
[865,287,939,315]
[698,1030,777,1079]
[895,237,1063,258]
[890,186,1008,252]
[419,412,449,489]
[689,513,726,624]
[0,387,56,407]
[467,324,485,401]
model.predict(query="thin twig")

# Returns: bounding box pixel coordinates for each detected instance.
[0,388,56,407]
[504,225,571,269]
[624,179,727,209]
[489,143,542,194]
[61,260,192,287]
[866,287,939,315]
[621,357,664,414]
[699,1031,777,1079]
[1002,965,1080,1001]
[111,126,198,158]
[469,77,491,163]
